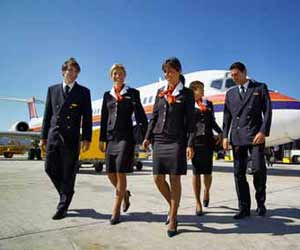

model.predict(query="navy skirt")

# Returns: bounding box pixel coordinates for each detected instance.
[105,139,134,173]
[191,136,214,175]
[152,134,187,175]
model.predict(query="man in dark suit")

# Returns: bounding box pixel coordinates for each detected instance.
[223,62,272,219]
[40,58,92,220]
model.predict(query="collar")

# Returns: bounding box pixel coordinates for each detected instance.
[161,82,184,96]
[239,80,249,91]
[63,81,75,91]
[195,98,208,108]
[109,84,130,99]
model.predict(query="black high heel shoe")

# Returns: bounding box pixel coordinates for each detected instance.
[195,209,203,216]
[110,215,121,225]
[123,190,131,212]
[203,199,209,208]
[167,220,178,238]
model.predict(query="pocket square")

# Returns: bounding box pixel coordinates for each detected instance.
[124,96,132,99]
[253,92,260,96]
[175,99,182,103]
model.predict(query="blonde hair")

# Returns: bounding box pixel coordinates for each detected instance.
[189,80,204,90]
[110,64,126,77]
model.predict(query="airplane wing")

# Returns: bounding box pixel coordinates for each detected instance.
[0,131,40,140]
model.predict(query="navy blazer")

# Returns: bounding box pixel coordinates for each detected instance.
[194,100,222,144]
[223,80,272,146]
[99,87,148,142]
[41,82,92,148]
[145,85,195,147]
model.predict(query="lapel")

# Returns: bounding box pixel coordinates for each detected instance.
[58,83,65,106]
[236,80,255,115]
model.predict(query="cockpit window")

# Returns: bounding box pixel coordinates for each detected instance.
[210,79,223,89]
[225,78,236,89]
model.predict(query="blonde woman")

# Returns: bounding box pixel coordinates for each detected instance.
[99,64,148,224]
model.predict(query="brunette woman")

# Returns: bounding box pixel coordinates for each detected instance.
[189,81,222,215]
[142,57,195,237]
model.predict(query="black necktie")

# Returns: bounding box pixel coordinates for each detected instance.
[240,85,246,99]
[65,85,70,96]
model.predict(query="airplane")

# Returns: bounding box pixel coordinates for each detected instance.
[1,70,300,166]
[0,97,43,159]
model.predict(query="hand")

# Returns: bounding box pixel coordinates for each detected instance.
[142,139,150,151]
[186,147,194,160]
[253,132,265,145]
[39,139,47,152]
[98,141,106,152]
[81,140,90,152]
[223,138,229,151]
[214,134,223,145]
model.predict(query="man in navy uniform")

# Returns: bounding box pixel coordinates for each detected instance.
[40,58,92,220]
[223,62,272,219]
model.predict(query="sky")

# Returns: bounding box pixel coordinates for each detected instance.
[0,0,300,130]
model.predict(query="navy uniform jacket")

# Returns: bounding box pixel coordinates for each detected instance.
[99,86,148,142]
[145,84,195,147]
[194,100,222,145]
[223,80,272,146]
[41,82,92,149]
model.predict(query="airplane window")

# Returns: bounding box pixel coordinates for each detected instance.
[225,78,236,88]
[148,96,153,103]
[143,97,148,104]
[211,79,223,89]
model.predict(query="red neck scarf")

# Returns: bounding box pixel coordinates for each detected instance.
[114,84,124,102]
[158,84,177,105]
[196,98,207,112]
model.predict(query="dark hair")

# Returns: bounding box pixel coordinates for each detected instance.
[62,57,81,73]
[162,57,185,85]
[189,80,204,90]
[229,62,246,72]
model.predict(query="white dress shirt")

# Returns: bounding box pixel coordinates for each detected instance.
[239,80,249,94]
[63,81,75,93]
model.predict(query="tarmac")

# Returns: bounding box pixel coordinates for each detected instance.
[0,156,299,250]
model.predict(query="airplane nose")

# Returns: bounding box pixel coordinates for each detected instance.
[267,92,300,146]
[284,108,300,140]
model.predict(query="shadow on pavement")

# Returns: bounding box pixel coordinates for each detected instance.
[68,207,300,236]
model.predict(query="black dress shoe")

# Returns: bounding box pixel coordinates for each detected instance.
[110,216,121,225]
[167,221,178,238]
[203,200,210,208]
[233,210,250,220]
[256,206,267,216]
[123,190,131,212]
[52,209,67,220]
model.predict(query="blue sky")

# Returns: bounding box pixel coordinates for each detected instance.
[0,0,299,130]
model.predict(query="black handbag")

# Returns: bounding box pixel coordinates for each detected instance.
[131,94,146,145]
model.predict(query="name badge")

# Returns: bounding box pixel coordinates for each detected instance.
[70,103,79,108]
